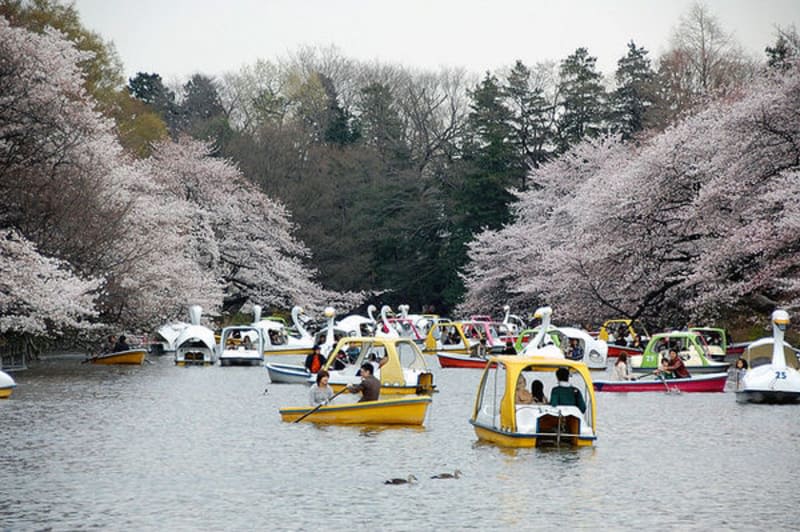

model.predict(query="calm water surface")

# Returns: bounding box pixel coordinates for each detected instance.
[1,354,797,531]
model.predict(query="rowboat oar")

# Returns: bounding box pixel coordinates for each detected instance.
[657,373,681,394]
[633,371,657,381]
[293,387,348,423]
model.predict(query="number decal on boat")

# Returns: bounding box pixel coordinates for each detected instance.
[775,371,787,379]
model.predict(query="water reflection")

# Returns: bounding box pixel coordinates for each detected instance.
[1,356,799,530]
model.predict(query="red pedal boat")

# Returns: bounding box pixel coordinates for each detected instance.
[592,372,728,393]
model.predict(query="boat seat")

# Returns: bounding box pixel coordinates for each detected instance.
[515,406,538,433]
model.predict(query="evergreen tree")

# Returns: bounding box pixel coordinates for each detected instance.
[128,72,181,133]
[462,72,517,232]
[357,82,410,169]
[766,29,799,71]
[609,41,659,139]
[503,60,555,188]
[180,74,233,154]
[319,74,360,146]
[556,47,607,152]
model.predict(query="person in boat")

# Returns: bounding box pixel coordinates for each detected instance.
[242,336,253,349]
[612,353,634,380]
[113,335,130,352]
[304,344,327,374]
[515,374,533,404]
[502,341,516,355]
[531,379,548,404]
[567,338,584,360]
[658,349,690,379]
[101,335,116,354]
[471,336,490,358]
[734,357,748,390]
[309,370,333,406]
[347,363,380,402]
[549,367,586,413]
[447,329,461,345]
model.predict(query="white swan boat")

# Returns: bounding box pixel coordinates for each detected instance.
[265,307,338,383]
[0,369,17,399]
[218,325,264,366]
[174,305,217,366]
[737,310,800,404]
[254,305,315,356]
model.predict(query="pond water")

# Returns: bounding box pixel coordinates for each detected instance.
[1,354,797,530]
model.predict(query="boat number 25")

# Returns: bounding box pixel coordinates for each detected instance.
[775,371,787,379]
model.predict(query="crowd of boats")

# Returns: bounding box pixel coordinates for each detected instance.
[1,303,798,448]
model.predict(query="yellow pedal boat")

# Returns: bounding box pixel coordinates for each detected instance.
[280,395,432,425]
[86,349,148,365]
[470,357,597,448]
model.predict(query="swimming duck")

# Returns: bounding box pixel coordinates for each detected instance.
[431,469,462,479]
[384,475,417,485]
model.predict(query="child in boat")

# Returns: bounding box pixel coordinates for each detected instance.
[530,380,548,404]
[309,370,333,406]
[734,357,749,390]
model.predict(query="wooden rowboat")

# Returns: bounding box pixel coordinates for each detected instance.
[592,372,728,393]
[279,395,432,425]
[86,349,147,365]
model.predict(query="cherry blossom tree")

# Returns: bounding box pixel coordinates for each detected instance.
[461,63,800,328]
[146,138,364,315]
[0,230,100,335]
[0,20,362,341]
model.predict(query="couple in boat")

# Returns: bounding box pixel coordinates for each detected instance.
[614,350,689,381]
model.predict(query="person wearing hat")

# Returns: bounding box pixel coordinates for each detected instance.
[304,344,327,374]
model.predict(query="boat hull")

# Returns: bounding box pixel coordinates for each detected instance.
[328,382,433,396]
[220,358,263,366]
[265,363,310,384]
[436,352,493,369]
[606,345,643,358]
[280,396,431,425]
[593,373,728,392]
[631,363,730,375]
[87,349,147,365]
[470,420,595,448]
[736,390,800,404]
[0,370,15,399]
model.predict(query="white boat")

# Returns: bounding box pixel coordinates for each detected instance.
[519,322,608,369]
[174,306,217,366]
[152,321,189,356]
[737,310,800,404]
[520,307,566,359]
[0,369,17,399]
[337,307,377,339]
[264,307,338,382]
[218,325,264,366]
[265,363,310,384]
[253,305,315,356]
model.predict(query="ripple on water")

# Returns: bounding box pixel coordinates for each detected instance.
[0,358,798,530]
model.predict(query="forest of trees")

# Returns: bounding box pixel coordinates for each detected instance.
[1,0,799,349]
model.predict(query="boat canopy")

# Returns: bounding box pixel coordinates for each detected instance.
[174,324,216,351]
[472,356,596,438]
[322,336,429,385]
[744,338,799,369]
[639,331,712,368]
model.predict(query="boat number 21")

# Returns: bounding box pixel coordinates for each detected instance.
[775,371,787,379]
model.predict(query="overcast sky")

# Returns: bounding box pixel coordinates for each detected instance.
[73,0,799,83]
